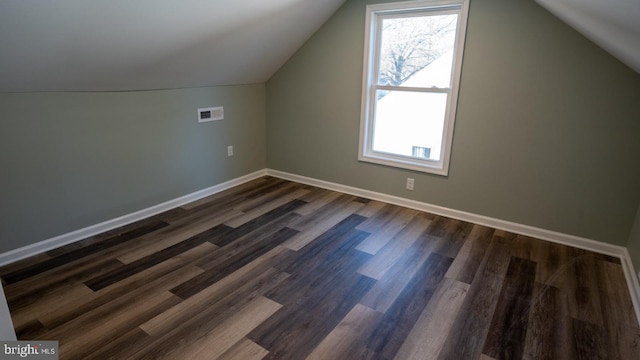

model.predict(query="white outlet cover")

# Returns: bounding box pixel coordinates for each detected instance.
[406,178,415,190]
[198,106,224,122]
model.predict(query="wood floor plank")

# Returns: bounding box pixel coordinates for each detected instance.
[356,207,420,255]
[82,327,152,360]
[249,272,376,360]
[242,178,289,200]
[284,201,364,251]
[482,257,537,359]
[522,283,574,360]
[137,269,290,359]
[38,242,212,330]
[356,203,409,232]
[169,182,278,225]
[530,240,561,285]
[293,188,343,216]
[4,257,124,312]
[248,219,376,359]
[360,233,446,314]
[170,227,299,300]
[437,233,515,359]
[227,181,302,215]
[180,177,272,211]
[217,338,269,360]
[195,212,300,270]
[0,176,637,360]
[139,246,292,337]
[154,296,281,360]
[46,216,175,258]
[211,199,305,247]
[393,277,469,360]
[596,260,640,359]
[266,236,372,313]
[510,234,540,261]
[573,318,607,360]
[57,291,181,360]
[357,212,432,280]
[597,259,639,328]
[169,196,247,225]
[2,220,167,285]
[429,217,475,259]
[426,215,471,239]
[568,249,605,327]
[14,319,47,340]
[365,252,453,359]
[84,226,222,291]
[10,283,94,330]
[41,264,201,343]
[0,253,52,279]
[445,224,495,284]
[277,214,368,276]
[114,208,242,264]
[354,199,387,218]
[285,194,363,251]
[306,303,383,360]
[224,186,309,228]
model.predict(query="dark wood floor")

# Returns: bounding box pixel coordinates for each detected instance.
[1,176,639,359]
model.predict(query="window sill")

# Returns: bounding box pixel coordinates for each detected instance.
[358,152,449,176]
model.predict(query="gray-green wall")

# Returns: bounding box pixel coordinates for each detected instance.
[266,0,640,246]
[0,85,266,253]
[2,0,640,261]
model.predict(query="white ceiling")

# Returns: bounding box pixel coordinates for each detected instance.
[0,0,637,93]
[0,0,346,92]
[535,0,640,74]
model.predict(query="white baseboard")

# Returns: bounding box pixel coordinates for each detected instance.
[0,169,267,267]
[621,249,640,326]
[266,168,640,324]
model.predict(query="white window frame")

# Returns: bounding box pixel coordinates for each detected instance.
[358,0,470,176]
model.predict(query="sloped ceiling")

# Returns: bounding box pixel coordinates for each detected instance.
[0,0,637,93]
[535,0,640,74]
[0,0,346,92]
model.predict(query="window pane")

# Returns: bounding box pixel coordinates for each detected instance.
[372,90,447,161]
[378,14,458,88]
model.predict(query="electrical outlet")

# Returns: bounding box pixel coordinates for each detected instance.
[406,178,414,191]
[227,145,233,157]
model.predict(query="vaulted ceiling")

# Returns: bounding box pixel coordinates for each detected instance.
[0,0,637,93]
[535,0,640,74]
[0,0,346,92]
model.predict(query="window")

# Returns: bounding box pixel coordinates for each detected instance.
[358,0,469,175]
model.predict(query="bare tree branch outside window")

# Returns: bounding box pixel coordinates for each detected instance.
[377,15,457,97]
